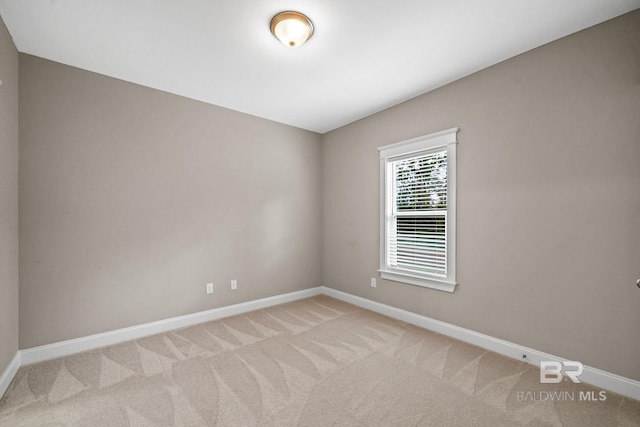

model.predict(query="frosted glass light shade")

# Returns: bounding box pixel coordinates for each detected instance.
[270,11,314,48]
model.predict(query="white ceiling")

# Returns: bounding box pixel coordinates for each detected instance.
[1,1,638,133]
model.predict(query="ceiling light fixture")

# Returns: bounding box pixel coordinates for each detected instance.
[270,11,314,48]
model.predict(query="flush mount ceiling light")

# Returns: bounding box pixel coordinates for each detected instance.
[270,11,314,48]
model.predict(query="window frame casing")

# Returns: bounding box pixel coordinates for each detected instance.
[378,128,458,293]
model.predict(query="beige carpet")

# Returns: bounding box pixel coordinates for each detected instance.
[1,295,638,426]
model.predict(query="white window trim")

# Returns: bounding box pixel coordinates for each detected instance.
[378,127,458,293]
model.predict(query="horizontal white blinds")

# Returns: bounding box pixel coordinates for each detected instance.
[388,215,446,275]
[388,149,448,276]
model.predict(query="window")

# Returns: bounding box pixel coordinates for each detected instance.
[378,128,458,292]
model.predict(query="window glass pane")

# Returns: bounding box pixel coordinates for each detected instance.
[394,151,447,212]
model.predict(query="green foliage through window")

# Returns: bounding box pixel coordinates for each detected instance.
[394,152,447,211]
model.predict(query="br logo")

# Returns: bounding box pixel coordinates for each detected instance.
[540,361,584,383]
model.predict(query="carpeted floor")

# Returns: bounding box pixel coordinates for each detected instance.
[1,295,638,426]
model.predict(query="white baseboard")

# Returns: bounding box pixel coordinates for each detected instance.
[20,287,323,366]
[322,286,640,401]
[11,285,640,402]
[0,352,20,398]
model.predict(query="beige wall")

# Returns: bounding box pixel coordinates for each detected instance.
[0,16,19,375]
[19,55,322,348]
[323,10,640,381]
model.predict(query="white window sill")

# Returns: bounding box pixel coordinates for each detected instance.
[379,270,457,293]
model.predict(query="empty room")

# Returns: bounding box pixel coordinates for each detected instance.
[1,1,639,425]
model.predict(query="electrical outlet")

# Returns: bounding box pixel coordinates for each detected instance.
[231,279,238,290]
[371,277,377,288]
[206,282,213,294]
